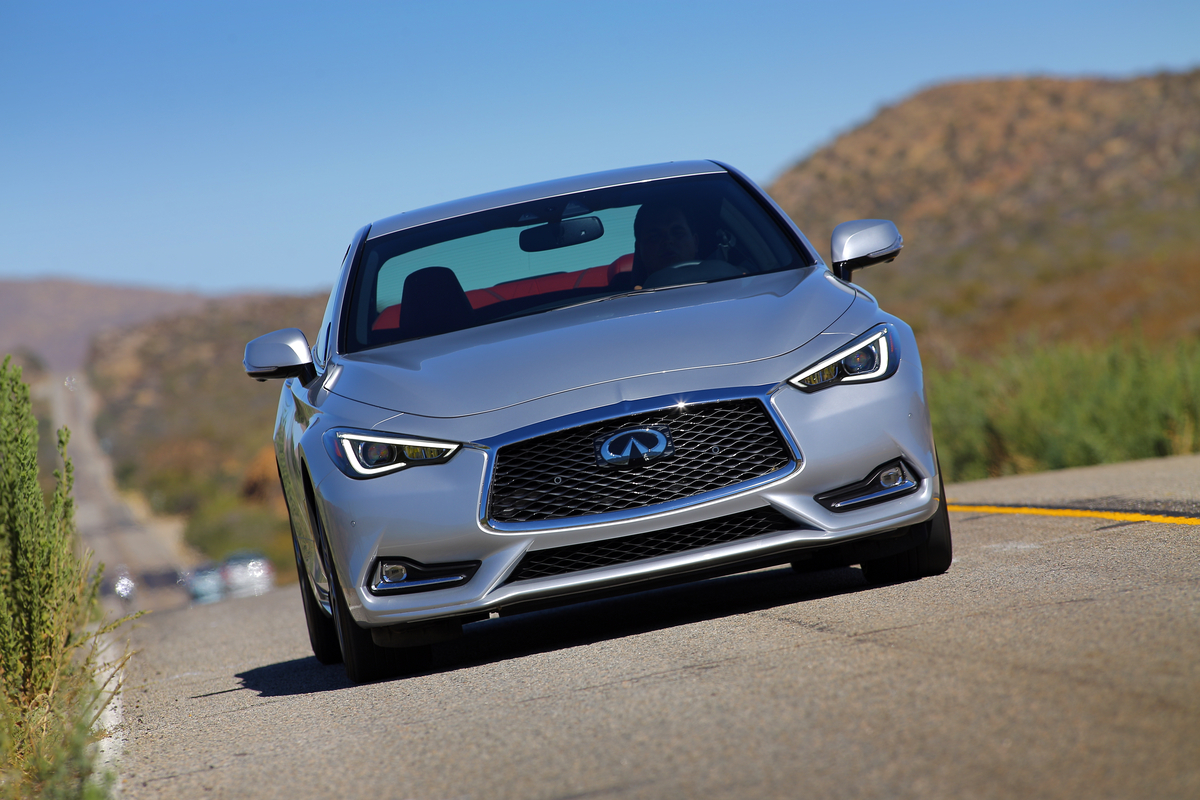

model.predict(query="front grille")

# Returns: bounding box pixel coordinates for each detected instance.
[506,507,798,582]
[488,400,793,523]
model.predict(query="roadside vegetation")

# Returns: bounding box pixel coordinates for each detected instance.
[0,357,130,799]
[928,337,1200,481]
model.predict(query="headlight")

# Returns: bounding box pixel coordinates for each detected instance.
[788,324,899,392]
[323,429,461,478]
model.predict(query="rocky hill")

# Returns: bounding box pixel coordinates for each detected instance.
[769,68,1200,363]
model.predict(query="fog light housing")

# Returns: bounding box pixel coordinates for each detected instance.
[815,460,920,512]
[369,558,481,595]
[380,562,408,584]
[879,466,904,488]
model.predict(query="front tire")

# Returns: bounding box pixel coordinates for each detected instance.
[328,558,393,683]
[310,498,431,684]
[860,471,953,585]
[293,532,341,665]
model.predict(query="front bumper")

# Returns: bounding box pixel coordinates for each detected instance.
[310,355,939,629]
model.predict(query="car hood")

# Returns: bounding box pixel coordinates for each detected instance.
[331,268,856,418]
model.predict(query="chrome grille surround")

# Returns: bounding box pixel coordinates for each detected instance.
[480,387,801,531]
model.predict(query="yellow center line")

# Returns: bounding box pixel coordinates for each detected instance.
[947,504,1200,526]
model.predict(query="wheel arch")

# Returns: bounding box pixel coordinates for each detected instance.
[297,459,333,610]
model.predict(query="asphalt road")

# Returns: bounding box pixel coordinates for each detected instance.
[92,451,1198,800]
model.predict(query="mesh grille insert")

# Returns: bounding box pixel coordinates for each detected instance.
[489,400,793,523]
[506,507,798,582]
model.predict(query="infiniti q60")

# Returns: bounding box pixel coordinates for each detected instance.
[244,161,952,683]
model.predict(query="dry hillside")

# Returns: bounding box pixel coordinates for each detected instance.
[88,292,328,569]
[769,69,1200,362]
[0,279,211,370]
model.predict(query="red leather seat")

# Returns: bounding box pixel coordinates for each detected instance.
[372,253,634,331]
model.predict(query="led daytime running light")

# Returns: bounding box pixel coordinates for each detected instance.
[789,326,896,392]
[334,432,460,477]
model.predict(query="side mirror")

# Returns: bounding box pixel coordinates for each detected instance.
[830,219,903,282]
[244,328,315,383]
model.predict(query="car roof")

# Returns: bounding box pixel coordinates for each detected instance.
[366,160,728,240]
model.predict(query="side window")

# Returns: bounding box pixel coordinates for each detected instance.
[312,241,354,369]
[312,298,335,370]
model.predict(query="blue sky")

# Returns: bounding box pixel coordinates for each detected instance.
[2,1,1197,295]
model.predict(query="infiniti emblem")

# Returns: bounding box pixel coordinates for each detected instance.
[595,425,675,468]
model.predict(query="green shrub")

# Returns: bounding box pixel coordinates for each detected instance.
[0,357,125,799]
[928,337,1200,481]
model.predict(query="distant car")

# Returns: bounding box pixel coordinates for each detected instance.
[185,563,225,604]
[220,551,275,598]
[245,161,952,683]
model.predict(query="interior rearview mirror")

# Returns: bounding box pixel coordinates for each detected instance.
[519,216,604,252]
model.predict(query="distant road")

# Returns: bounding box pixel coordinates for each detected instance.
[103,447,1199,799]
[46,373,197,614]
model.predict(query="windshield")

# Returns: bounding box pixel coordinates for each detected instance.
[343,173,812,352]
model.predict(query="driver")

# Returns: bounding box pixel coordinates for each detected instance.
[633,203,699,279]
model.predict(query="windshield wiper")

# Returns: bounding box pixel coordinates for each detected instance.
[492,284,704,322]
[555,283,706,311]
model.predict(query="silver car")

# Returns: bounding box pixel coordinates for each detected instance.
[221,550,276,598]
[245,161,951,683]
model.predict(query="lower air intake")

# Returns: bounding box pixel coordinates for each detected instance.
[505,507,798,582]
